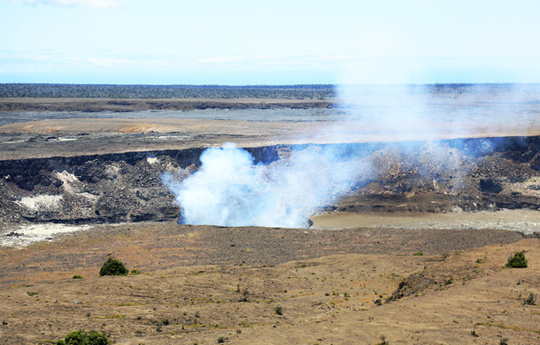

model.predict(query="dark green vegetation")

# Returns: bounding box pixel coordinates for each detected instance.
[523,293,536,305]
[0,83,335,100]
[99,257,128,276]
[56,330,108,345]
[3,82,537,100]
[506,251,528,268]
[375,335,389,345]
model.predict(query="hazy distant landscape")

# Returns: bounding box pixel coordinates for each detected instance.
[0,83,336,99]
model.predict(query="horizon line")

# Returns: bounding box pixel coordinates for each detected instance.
[2,82,540,87]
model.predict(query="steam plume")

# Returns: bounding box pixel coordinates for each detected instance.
[162,142,367,228]
[162,81,540,228]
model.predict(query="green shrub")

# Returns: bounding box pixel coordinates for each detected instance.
[375,335,389,345]
[99,257,128,276]
[505,251,528,268]
[72,275,83,279]
[413,251,423,256]
[523,293,536,305]
[56,330,108,345]
[274,305,283,315]
[130,269,142,275]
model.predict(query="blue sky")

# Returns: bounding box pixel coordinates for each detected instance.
[1,0,539,85]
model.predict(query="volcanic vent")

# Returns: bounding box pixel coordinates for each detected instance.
[1,136,539,228]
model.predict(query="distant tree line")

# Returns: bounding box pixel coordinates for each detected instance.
[0,83,336,100]
[2,83,536,100]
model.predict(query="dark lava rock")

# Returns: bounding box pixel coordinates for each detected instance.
[0,152,184,224]
[479,178,503,194]
[0,136,539,225]
[386,273,436,302]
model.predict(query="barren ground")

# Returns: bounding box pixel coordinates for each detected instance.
[0,222,538,344]
[0,96,539,344]
[1,115,539,161]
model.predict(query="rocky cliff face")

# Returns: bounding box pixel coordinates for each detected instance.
[0,137,539,225]
[0,146,279,224]
[331,136,540,214]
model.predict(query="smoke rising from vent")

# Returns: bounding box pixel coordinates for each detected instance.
[162,79,540,228]
[162,142,368,228]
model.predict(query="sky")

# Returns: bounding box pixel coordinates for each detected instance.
[1,0,540,85]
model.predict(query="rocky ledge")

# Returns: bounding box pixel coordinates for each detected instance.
[0,136,539,225]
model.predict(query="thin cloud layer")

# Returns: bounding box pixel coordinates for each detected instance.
[10,0,118,8]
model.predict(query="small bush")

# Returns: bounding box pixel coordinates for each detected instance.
[413,251,423,256]
[523,293,536,305]
[238,288,249,302]
[375,335,389,345]
[506,251,527,268]
[56,330,108,345]
[99,257,128,276]
[130,269,142,275]
[274,305,283,315]
[73,275,83,279]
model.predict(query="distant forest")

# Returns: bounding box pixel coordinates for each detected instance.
[0,83,336,100]
[1,83,538,100]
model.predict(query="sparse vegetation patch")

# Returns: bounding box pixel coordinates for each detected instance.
[523,293,536,305]
[99,257,128,276]
[56,330,109,345]
[506,251,528,268]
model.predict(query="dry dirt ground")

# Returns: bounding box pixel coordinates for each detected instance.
[0,222,538,344]
[0,97,332,113]
[1,116,539,161]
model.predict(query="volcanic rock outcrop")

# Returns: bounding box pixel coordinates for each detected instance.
[0,136,539,225]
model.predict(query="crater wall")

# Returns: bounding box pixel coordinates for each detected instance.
[1,136,539,225]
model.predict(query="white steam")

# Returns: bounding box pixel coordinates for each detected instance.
[162,142,367,228]
[162,82,540,229]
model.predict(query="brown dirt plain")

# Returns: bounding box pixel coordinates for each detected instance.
[2,97,540,160]
[0,98,539,344]
[0,223,538,345]
[0,97,332,113]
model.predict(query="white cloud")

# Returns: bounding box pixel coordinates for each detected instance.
[0,50,177,74]
[10,0,119,8]
[198,56,246,64]
[197,55,352,69]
